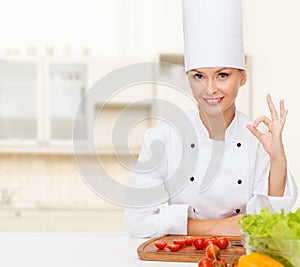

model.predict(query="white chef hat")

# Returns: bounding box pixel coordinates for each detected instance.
[182,0,246,71]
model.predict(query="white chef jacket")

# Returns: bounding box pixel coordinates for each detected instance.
[123,107,298,238]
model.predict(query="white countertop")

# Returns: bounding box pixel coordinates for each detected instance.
[0,232,197,267]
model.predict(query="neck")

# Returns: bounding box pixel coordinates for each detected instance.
[199,106,236,141]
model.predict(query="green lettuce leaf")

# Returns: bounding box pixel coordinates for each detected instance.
[238,207,300,267]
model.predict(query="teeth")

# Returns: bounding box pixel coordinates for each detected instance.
[206,99,219,103]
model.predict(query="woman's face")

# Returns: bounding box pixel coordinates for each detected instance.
[188,67,247,118]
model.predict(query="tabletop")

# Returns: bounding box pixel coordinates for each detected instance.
[0,232,198,267]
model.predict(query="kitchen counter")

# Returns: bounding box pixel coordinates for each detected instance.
[0,232,197,267]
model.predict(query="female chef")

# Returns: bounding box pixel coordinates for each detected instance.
[124,0,298,237]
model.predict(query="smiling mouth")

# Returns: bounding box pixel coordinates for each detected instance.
[203,97,224,105]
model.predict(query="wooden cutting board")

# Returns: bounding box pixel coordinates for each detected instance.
[137,235,245,263]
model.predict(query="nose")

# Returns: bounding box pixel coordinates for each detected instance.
[206,79,218,95]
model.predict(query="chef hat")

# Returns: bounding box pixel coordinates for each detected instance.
[182,0,246,71]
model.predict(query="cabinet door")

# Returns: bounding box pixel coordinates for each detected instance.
[47,61,88,141]
[0,58,38,140]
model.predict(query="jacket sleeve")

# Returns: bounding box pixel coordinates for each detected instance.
[246,142,298,214]
[123,128,189,238]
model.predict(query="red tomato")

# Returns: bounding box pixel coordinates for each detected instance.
[184,236,194,246]
[198,258,213,267]
[154,241,167,249]
[166,244,180,252]
[216,237,229,249]
[205,244,220,260]
[193,237,205,249]
[173,239,185,248]
[204,238,216,248]
[209,235,218,243]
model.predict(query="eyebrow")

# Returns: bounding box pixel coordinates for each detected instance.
[192,68,228,74]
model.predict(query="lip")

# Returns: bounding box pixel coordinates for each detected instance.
[203,97,224,105]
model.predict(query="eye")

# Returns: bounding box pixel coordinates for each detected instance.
[218,72,229,79]
[193,73,204,80]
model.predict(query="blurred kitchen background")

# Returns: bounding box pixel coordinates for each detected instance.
[0,0,299,232]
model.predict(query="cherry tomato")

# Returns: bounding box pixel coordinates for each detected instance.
[154,241,167,249]
[173,239,185,248]
[204,238,216,248]
[198,258,213,267]
[209,235,218,243]
[216,237,229,249]
[166,244,180,252]
[205,244,220,260]
[193,237,205,249]
[184,236,194,246]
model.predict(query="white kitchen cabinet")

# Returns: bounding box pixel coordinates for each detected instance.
[0,208,125,232]
[89,57,156,154]
[44,57,91,145]
[0,55,157,154]
[94,102,153,154]
[0,56,41,144]
[0,55,91,153]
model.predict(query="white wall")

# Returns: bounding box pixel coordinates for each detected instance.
[0,0,183,58]
[243,0,300,209]
[0,0,122,56]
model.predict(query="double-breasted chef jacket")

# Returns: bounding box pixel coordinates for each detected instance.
[124,107,298,238]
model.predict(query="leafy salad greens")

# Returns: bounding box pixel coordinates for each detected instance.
[239,207,300,267]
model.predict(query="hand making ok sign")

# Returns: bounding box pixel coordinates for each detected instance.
[246,93,288,159]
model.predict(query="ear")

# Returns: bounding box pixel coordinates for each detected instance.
[240,70,247,86]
